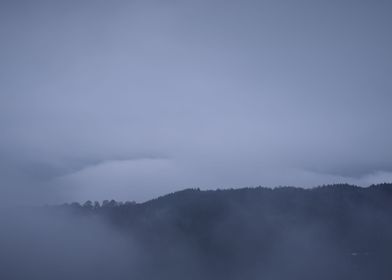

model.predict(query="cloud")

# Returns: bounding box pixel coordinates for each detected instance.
[54,158,175,202]
[1,0,392,204]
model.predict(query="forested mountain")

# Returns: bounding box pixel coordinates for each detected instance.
[1,184,392,280]
[51,183,392,280]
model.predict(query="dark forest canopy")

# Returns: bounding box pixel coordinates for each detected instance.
[59,184,392,280]
[2,183,392,280]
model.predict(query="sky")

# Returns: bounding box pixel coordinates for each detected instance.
[1,0,392,204]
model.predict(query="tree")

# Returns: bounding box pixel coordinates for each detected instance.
[93,201,100,209]
[83,200,93,209]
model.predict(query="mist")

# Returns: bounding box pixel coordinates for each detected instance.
[1,1,392,279]
[0,207,137,279]
[1,0,392,203]
[1,185,392,280]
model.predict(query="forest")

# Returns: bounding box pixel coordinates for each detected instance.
[3,183,388,280]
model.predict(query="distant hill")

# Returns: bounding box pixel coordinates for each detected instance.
[57,183,392,280]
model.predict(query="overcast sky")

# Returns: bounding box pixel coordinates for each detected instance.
[1,0,392,204]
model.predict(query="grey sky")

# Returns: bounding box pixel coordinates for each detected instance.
[1,0,392,204]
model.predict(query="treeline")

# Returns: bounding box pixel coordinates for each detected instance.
[60,199,136,209]
[62,183,392,212]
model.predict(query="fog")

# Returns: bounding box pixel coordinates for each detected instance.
[0,207,137,280]
[1,2,391,279]
[1,186,391,280]
[1,0,392,204]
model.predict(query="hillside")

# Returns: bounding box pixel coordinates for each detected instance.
[55,184,392,280]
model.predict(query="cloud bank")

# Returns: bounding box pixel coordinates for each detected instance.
[1,0,392,204]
